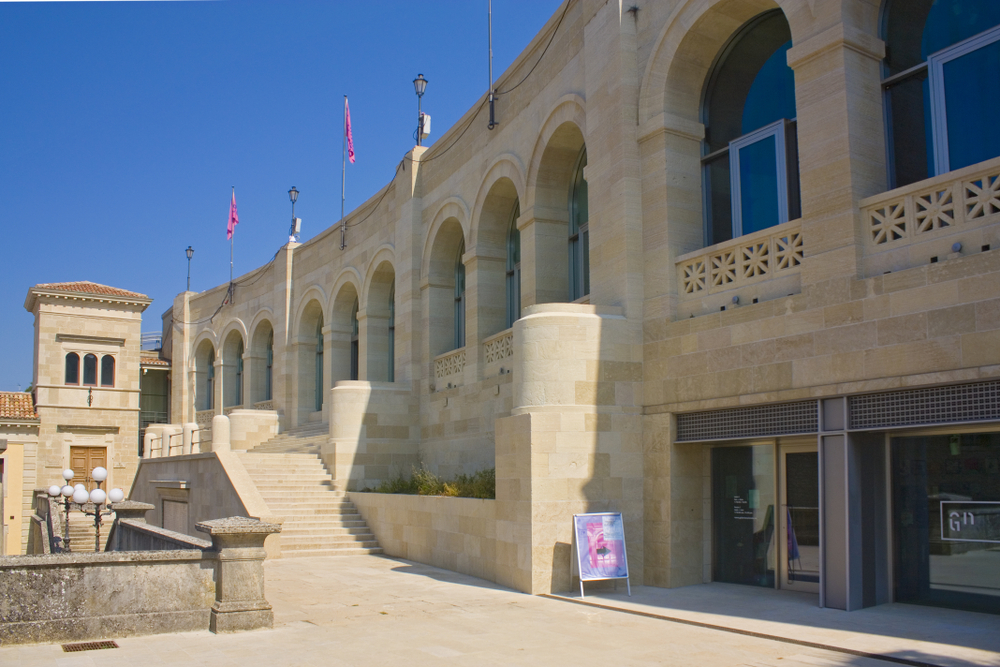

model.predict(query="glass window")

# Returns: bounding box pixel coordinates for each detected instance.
[883,0,1000,186]
[350,298,359,381]
[235,340,244,406]
[206,350,214,410]
[454,239,466,350]
[892,432,1000,615]
[506,201,521,328]
[711,444,776,587]
[65,353,80,385]
[265,331,273,401]
[388,283,395,382]
[83,353,98,386]
[315,321,324,412]
[100,355,115,387]
[569,148,590,300]
[703,10,799,245]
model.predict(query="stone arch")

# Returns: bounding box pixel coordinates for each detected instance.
[421,198,469,281]
[295,297,325,423]
[364,257,396,382]
[469,155,525,249]
[330,269,363,384]
[293,286,328,335]
[248,316,275,406]
[220,327,246,408]
[424,216,466,358]
[523,95,587,306]
[192,336,216,412]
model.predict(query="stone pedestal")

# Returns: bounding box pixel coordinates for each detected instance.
[196,516,281,633]
[211,415,231,452]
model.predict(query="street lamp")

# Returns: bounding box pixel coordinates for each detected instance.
[47,467,124,552]
[413,74,428,146]
[185,246,194,292]
[288,186,300,241]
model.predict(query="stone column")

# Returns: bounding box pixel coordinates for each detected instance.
[196,516,282,633]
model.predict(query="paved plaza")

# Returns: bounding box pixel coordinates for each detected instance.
[2,555,998,667]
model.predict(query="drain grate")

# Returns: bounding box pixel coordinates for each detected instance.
[61,640,119,652]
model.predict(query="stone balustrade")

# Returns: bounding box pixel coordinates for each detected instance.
[223,405,242,416]
[253,400,274,410]
[434,347,466,386]
[483,328,514,365]
[195,409,214,426]
[860,155,1000,276]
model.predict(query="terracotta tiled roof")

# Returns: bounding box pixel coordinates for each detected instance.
[0,392,37,421]
[141,356,170,367]
[33,281,149,300]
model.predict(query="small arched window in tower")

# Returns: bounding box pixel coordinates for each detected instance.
[350,297,360,381]
[702,10,799,245]
[100,355,115,387]
[882,0,1000,187]
[454,239,466,350]
[265,331,273,401]
[235,339,244,406]
[506,201,522,328]
[65,353,80,385]
[315,320,324,413]
[83,354,98,386]
[569,148,590,301]
[388,284,395,382]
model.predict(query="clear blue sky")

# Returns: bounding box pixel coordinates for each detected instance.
[0,0,563,391]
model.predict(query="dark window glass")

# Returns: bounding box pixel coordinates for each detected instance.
[351,298,359,381]
[892,432,1000,615]
[388,283,395,383]
[265,332,273,401]
[65,353,80,385]
[942,40,1000,171]
[454,240,466,349]
[737,134,781,235]
[83,354,98,385]
[315,321,324,412]
[507,201,521,328]
[100,355,115,387]
[235,340,244,406]
[569,148,589,300]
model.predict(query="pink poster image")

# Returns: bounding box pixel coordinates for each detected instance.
[575,513,628,581]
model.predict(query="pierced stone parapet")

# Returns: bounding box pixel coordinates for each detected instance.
[434,347,466,381]
[195,410,214,427]
[253,400,274,410]
[677,219,803,297]
[483,329,513,365]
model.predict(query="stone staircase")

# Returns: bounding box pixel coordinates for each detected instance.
[237,423,382,558]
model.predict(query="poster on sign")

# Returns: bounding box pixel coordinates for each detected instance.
[572,512,631,597]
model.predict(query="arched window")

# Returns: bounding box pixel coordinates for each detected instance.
[65,353,80,385]
[235,339,244,406]
[703,10,799,245]
[569,148,590,300]
[388,284,395,382]
[315,320,324,412]
[207,350,215,410]
[883,0,1000,187]
[83,354,98,386]
[350,297,359,381]
[265,331,273,401]
[454,239,466,349]
[100,355,115,387]
[507,201,522,327]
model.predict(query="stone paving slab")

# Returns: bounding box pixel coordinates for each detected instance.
[1,555,996,667]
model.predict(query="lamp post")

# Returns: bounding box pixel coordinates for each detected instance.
[288,186,299,241]
[186,246,194,292]
[413,74,428,146]
[47,467,124,553]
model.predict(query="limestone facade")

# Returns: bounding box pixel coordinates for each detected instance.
[166,0,1000,607]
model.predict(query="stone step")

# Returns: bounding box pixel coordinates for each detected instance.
[280,547,384,558]
[280,526,373,537]
[279,538,381,550]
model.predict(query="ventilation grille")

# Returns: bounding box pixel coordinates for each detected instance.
[676,401,818,442]
[849,380,1000,430]
[62,640,119,652]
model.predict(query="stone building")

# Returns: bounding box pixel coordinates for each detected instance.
[166,0,1000,614]
[7,282,154,554]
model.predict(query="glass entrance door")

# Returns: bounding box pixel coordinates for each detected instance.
[712,444,776,587]
[779,444,820,593]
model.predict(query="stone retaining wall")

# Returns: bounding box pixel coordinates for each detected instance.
[350,492,497,583]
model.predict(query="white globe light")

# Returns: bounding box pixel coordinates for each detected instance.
[74,483,85,492]
[91,466,108,483]
[108,488,125,503]
[72,488,90,504]
[48,485,61,497]
[61,485,74,497]
[62,469,75,481]
[90,488,107,505]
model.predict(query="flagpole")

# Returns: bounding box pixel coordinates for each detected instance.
[340,95,347,250]
[230,186,235,284]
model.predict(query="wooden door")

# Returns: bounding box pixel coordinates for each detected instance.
[69,446,107,490]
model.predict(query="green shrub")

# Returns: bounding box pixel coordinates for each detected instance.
[370,465,495,499]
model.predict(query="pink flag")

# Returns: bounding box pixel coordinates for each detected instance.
[227,189,239,240]
[345,98,356,164]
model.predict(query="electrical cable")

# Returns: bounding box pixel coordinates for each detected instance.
[494,0,570,96]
